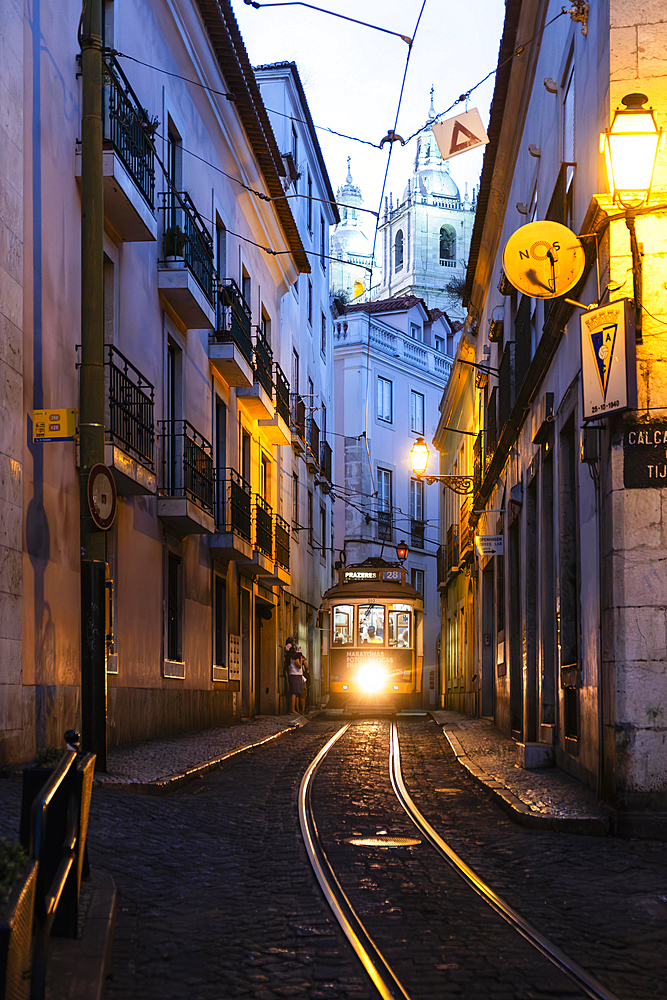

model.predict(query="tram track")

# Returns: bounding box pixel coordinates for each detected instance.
[300,719,622,1000]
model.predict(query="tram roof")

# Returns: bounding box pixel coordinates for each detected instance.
[321,557,423,606]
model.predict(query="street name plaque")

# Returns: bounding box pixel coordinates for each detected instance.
[623,422,667,487]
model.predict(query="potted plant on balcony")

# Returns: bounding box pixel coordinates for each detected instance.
[164,224,186,265]
[0,840,38,1000]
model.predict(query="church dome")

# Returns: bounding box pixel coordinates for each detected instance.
[331,158,372,258]
[402,89,460,203]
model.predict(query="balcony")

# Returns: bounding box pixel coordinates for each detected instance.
[437,545,446,590]
[320,440,332,482]
[473,430,484,496]
[446,524,459,574]
[157,192,215,329]
[258,363,290,446]
[291,396,306,454]
[157,420,215,534]
[306,417,320,473]
[104,345,156,495]
[237,330,274,419]
[271,513,291,585]
[210,468,253,560]
[460,495,473,558]
[208,279,253,386]
[237,495,275,577]
[411,518,425,550]
[76,54,157,242]
[377,508,392,542]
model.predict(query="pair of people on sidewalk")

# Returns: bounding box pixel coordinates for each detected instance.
[284,638,309,715]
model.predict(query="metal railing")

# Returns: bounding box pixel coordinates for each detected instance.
[377,508,392,541]
[274,514,290,570]
[159,419,214,514]
[446,523,459,572]
[159,191,214,302]
[253,329,273,397]
[411,518,425,549]
[105,344,155,468]
[320,440,332,481]
[460,495,472,555]
[254,494,273,558]
[273,363,290,425]
[29,749,96,1000]
[308,417,320,466]
[473,430,484,495]
[215,468,251,540]
[103,53,155,208]
[214,279,253,366]
[292,395,306,439]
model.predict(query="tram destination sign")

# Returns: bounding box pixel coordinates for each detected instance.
[624,422,667,488]
[343,569,402,582]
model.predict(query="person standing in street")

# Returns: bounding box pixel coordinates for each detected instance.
[288,648,305,715]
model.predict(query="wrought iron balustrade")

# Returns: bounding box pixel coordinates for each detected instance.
[460,495,472,555]
[320,440,332,481]
[446,523,459,572]
[254,494,273,559]
[103,53,156,208]
[292,395,306,439]
[214,279,253,365]
[105,344,155,468]
[411,518,425,549]
[273,363,290,425]
[215,467,251,539]
[473,430,484,495]
[159,191,214,301]
[377,508,392,541]
[253,329,274,397]
[159,419,214,513]
[274,514,290,570]
[308,417,320,465]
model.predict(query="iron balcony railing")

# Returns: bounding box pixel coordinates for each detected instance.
[320,440,332,481]
[308,417,320,465]
[473,430,484,495]
[436,544,445,587]
[274,513,290,570]
[377,508,392,541]
[159,419,214,514]
[159,191,214,302]
[214,279,253,366]
[253,329,274,397]
[254,494,273,559]
[103,53,156,208]
[446,523,459,572]
[460,494,472,555]
[292,395,306,439]
[105,344,155,468]
[411,518,425,549]
[273,363,290,425]
[215,467,251,540]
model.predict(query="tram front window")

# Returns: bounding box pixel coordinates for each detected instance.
[388,605,412,647]
[332,605,353,644]
[358,605,384,644]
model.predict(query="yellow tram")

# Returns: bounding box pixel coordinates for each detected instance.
[320,557,424,710]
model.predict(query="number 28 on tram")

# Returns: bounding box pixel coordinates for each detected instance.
[320,558,424,708]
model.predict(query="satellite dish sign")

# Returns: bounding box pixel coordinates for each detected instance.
[502,221,585,299]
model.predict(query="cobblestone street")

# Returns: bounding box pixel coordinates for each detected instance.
[2,717,666,999]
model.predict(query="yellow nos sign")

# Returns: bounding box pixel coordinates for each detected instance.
[33,409,77,442]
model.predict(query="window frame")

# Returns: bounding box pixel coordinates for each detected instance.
[410,390,424,434]
[377,375,393,423]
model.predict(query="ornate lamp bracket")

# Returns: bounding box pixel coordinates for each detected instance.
[420,474,475,495]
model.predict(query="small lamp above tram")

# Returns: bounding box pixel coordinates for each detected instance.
[396,540,409,562]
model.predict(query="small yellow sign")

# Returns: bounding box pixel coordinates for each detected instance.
[33,409,77,442]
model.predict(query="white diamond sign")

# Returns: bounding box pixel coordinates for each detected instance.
[432,108,489,161]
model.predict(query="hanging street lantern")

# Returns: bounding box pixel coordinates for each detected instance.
[396,540,409,562]
[409,436,474,495]
[601,93,664,206]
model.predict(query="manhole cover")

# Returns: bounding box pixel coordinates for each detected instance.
[347,835,421,848]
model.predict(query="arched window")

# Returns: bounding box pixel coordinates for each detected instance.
[394,230,404,271]
[439,225,456,263]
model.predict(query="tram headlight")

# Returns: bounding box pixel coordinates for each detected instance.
[357,662,386,693]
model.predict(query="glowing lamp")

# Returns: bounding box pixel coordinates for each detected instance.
[396,540,409,562]
[601,94,664,205]
[410,437,430,477]
[357,662,385,693]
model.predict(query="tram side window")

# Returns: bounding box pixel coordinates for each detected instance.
[388,610,411,648]
[333,605,354,644]
[358,604,384,644]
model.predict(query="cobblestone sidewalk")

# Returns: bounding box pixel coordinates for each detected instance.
[95,713,308,790]
[432,709,611,834]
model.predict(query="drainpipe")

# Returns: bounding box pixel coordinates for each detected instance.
[79,0,107,769]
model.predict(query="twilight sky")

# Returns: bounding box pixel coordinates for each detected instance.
[231,0,506,251]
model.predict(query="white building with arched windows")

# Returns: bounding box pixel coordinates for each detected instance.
[375,94,477,318]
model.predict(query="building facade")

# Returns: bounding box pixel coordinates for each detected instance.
[375,93,477,318]
[332,296,453,704]
[437,0,667,835]
[253,61,339,706]
[0,0,338,765]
